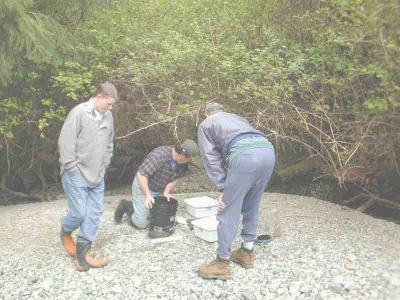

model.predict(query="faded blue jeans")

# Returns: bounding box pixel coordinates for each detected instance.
[61,171,105,242]
[131,176,161,229]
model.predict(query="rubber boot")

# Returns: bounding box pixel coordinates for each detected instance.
[75,240,109,272]
[60,226,76,257]
[114,199,134,224]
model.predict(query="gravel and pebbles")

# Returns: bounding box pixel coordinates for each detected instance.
[0,192,399,300]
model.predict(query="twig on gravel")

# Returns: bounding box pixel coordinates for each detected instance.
[284,215,322,218]
[150,236,183,244]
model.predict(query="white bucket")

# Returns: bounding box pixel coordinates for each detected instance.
[191,215,219,242]
[184,196,218,218]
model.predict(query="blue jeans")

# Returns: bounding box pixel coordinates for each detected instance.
[61,171,105,242]
[131,176,161,229]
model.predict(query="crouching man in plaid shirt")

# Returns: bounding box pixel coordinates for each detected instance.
[114,139,199,229]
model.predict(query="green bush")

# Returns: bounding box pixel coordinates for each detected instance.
[0,0,398,201]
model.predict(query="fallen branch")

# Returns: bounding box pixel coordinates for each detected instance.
[343,193,366,205]
[0,174,43,202]
[348,192,400,212]
[368,194,400,210]
[356,198,376,212]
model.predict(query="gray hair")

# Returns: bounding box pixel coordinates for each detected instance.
[205,102,224,114]
[96,82,118,100]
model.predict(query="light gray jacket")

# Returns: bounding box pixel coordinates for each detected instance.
[197,111,265,190]
[58,100,114,187]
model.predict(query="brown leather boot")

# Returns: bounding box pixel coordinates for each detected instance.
[198,256,232,280]
[75,240,109,272]
[60,227,76,257]
[230,245,255,269]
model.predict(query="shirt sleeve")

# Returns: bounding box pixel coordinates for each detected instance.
[58,107,81,172]
[103,114,114,168]
[197,125,226,190]
[138,150,160,178]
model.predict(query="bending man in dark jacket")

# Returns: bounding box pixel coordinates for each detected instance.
[197,102,275,280]
[114,139,199,236]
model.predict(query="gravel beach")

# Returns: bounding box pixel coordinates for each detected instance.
[0,192,399,300]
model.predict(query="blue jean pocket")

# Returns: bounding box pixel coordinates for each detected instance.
[63,170,87,188]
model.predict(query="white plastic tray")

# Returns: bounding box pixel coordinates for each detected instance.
[191,215,219,242]
[184,196,218,218]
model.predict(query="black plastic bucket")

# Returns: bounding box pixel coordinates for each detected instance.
[149,196,178,238]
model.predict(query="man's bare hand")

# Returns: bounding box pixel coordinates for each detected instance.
[163,192,173,201]
[218,193,226,211]
[144,194,155,209]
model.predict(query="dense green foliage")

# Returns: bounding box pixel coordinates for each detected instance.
[0,0,399,202]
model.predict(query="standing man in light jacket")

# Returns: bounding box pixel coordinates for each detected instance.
[58,82,117,271]
[197,102,275,280]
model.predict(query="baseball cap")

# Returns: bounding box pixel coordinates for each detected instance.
[181,139,199,157]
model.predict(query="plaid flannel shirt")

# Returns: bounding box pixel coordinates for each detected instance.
[138,145,189,193]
